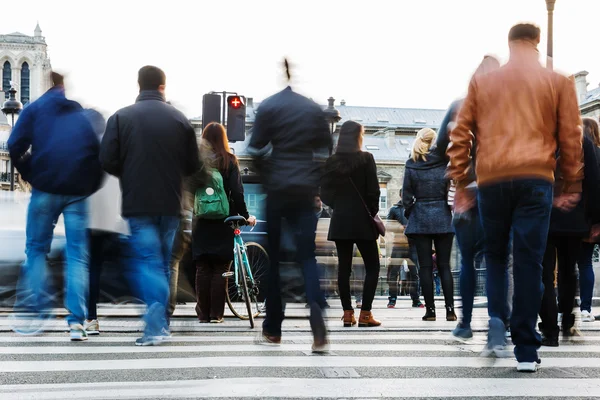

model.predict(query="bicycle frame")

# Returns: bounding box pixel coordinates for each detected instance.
[233,229,255,292]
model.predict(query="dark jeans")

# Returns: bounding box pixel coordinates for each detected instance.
[540,236,581,336]
[88,231,122,320]
[578,242,596,313]
[336,240,380,311]
[388,239,420,303]
[263,192,325,338]
[195,256,229,321]
[127,216,180,337]
[478,179,552,363]
[412,233,454,309]
[453,208,485,326]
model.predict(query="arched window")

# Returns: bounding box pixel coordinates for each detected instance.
[20,62,30,104]
[2,61,11,100]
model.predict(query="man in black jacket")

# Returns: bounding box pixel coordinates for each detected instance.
[100,66,200,346]
[249,71,332,352]
[386,192,423,308]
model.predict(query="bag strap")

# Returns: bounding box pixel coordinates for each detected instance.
[349,178,373,218]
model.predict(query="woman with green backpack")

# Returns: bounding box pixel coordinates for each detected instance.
[192,122,256,323]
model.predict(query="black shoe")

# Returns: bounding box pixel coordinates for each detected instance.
[541,332,559,347]
[387,297,396,308]
[446,306,457,322]
[422,307,436,321]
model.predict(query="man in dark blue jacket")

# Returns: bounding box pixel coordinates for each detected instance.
[8,72,103,341]
[249,62,332,352]
[100,66,200,346]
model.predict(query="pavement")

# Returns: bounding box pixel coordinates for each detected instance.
[1,299,600,399]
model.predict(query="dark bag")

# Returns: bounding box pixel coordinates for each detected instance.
[349,178,386,237]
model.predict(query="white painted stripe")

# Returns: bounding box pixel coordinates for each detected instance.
[1,356,600,373]
[2,378,600,399]
[1,343,598,355]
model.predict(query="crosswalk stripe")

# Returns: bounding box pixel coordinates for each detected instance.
[2,378,600,399]
[1,355,598,373]
[0,343,598,354]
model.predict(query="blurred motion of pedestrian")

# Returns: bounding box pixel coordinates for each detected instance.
[8,72,104,340]
[322,121,382,327]
[84,109,130,336]
[249,59,332,352]
[447,23,584,371]
[403,128,455,322]
[100,66,201,346]
[191,123,255,324]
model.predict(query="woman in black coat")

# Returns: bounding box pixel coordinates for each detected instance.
[322,121,382,327]
[192,123,256,323]
[403,127,455,322]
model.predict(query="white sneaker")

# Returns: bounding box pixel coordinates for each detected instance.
[581,311,595,323]
[70,324,89,341]
[517,360,540,372]
[84,319,100,335]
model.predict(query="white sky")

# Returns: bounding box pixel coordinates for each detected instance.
[3,0,598,118]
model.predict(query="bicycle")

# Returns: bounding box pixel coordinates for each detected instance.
[223,216,269,328]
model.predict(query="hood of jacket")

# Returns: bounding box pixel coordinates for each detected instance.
[405,151,446,170]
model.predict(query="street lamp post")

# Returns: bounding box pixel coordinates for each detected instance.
[323,97,341,155]
[2,87,23,191]
[546,0,556,71]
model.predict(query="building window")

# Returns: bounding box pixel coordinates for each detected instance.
[2,61,11,100]
[379,188,388,215]
[20,62,30,105]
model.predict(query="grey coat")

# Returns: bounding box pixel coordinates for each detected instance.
[402,153,453,236]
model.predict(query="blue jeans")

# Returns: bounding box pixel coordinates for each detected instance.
[478,179,552,363]
[17,189,90,326]
[453,208,484,327]
[578,242,596,313]
[127,216,179,337]
[263,192,325,338]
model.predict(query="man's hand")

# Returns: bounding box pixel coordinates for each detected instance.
[247,216,257,227]
[453,186,476,214]
[553,193,581,212]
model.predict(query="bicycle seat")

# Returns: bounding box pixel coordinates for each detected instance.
[224,216,247,225]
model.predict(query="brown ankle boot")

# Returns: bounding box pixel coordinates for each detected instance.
[342,310,356,327]
[358,310,381,327]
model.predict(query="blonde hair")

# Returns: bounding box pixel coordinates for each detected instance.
[411,128,437,162]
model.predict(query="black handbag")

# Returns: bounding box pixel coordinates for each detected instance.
[349,178,386,237]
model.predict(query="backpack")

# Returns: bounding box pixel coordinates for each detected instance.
[194,169,230,219]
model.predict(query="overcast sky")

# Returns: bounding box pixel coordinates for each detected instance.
[3,0,598,118]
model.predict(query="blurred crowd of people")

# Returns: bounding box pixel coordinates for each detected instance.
[5,22,599,370]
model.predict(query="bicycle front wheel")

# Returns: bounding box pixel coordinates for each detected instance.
[239,253,254,329]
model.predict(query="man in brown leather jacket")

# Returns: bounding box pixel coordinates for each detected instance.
[447,23,583,372]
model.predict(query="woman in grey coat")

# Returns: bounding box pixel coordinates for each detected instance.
[402,128,455,321]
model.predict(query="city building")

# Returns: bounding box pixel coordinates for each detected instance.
[575,70,600,120]
[0,24,52,191]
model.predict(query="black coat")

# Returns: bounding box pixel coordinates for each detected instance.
[100,91,200,217]
[321,151,380,241]
[248,87,332,195]
[402,153,453,236]
[192,160,249,261]
[387,203,408,226]
[549,136,600,236]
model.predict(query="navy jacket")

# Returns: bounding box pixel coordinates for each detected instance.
[8,87,103,196]
[248,87,332,195]
[100,91,201,217]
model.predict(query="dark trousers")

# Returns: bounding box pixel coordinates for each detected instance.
[263,192,325,338]
[168,220,190,318]
[540,236,581,336]
[412,233,454,309]
[453,208,485,326]
[88,231,121,320]
[195,256,229,321]
[335,240,380,311]
[478,179,552,363]
[578,242,596,313]
[388,239,420,302]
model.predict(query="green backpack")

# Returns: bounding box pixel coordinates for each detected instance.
[194,169,230,219]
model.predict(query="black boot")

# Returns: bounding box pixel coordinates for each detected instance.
[446,306,457,322]
[422,306,436,321]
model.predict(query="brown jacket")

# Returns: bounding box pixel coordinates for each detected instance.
[447,41,584,193]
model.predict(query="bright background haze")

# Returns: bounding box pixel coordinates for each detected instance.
[3,0,597,117]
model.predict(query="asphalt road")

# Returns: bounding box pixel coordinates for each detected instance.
[0,300,599,399]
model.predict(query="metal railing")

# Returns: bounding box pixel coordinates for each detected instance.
[0,142,8,151]
[0,172,17,183]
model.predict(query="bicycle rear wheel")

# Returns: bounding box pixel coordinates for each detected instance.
[225,242,269,320]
